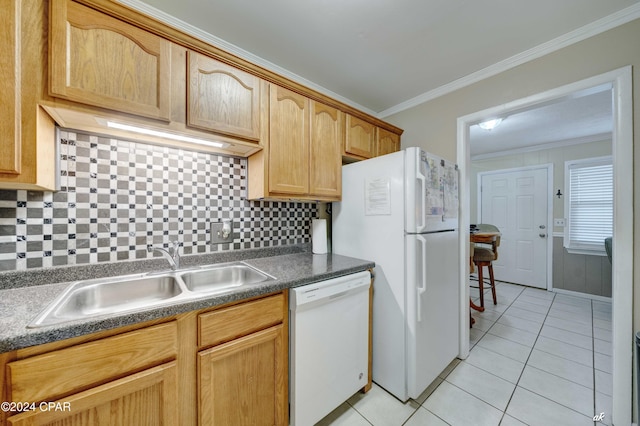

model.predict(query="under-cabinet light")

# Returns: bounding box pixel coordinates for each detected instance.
[105,121,229,148]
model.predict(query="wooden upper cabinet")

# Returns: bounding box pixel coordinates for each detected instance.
[247,87,342,202]
[268,85,310,195]
[187,51,261,141]
[345,114,376,159]
[0,0,20,176]
[310,101,342,199]
[377,127,401,156]
[0,0,56,190]
[49,0,171,121]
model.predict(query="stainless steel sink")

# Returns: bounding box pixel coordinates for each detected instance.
[28,262,275,328]
[29,274,184,328]
[179,263,273,293]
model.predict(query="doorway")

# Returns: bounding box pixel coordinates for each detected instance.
[457,67,633,425]
[477,165,551,289]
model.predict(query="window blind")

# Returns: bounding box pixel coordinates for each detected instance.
[564,156,612,254]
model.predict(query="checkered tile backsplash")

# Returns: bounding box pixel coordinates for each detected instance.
[0,130,317,271]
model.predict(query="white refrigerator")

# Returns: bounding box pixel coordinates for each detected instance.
[332,147,460,402]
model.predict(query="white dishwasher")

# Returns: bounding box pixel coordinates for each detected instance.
[289,270,371,426]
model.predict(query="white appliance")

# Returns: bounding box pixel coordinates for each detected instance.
[332,147,459,402]
[289,271,371,426]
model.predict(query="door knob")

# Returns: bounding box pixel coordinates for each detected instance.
[539,233,546,238]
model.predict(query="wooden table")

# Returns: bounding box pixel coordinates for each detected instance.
[469,232,501,316]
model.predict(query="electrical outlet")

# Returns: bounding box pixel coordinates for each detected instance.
[211,220,234,244]
[554,218,565,227]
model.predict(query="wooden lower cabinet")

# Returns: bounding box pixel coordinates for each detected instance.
[7,362,178,426]
[198,325,286,426]
[0,291,288,426]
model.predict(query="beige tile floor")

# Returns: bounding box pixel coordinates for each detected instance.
[316,281,612,426]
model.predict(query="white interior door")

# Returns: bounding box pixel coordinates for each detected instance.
[479,167,549,288]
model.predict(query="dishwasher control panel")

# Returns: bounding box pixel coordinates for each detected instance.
[290,270,371,306]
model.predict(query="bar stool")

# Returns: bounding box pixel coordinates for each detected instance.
[472,224,500,308]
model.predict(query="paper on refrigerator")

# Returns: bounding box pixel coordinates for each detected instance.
[364,177,391,215]
[442,162,459,219]
[424,156,444,217]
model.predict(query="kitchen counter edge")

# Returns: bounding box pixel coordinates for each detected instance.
[0,251,374,353]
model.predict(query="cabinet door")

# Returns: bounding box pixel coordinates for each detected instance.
[188,51,261,141]
[376,128,401,156]
[345,115,376,159]
[0,1,56,190]
[198,325,287,426]
[268,85,309,195]
[7,362,178,426]
[310,101,342,199]
[49,0,171,121]
[0,0,20,175]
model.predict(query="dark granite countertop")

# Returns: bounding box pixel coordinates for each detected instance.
[0,246,374,352]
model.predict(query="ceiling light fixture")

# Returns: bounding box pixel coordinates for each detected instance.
[477,118,503,131]
[105,121,230,149]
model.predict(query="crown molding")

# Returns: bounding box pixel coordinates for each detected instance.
[115,0,378,117]
[377,3,640,118]
[470,132,612,161]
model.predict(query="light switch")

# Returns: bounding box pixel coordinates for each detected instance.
[554,218,565,227]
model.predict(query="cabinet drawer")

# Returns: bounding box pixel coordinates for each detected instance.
[7,322,177,402]
[198,293,284,348]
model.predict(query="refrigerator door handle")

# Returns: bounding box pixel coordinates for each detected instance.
[416,234,427,322]
[416,155,427,232]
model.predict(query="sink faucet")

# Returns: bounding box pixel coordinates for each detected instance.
[147,241,181,270]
